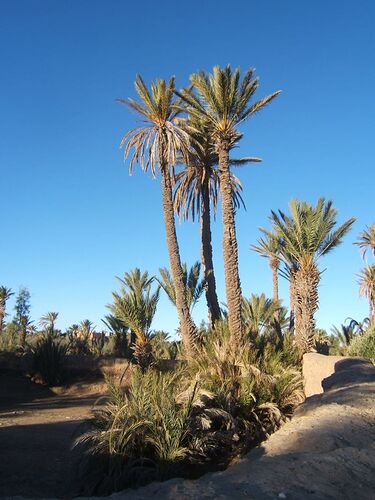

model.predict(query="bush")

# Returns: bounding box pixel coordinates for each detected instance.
[347,327,375,361]
[75,322,305,494]
[75,368,195,494]
[32,335,67,385]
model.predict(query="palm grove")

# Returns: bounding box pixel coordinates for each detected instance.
[118,65,355,360]
[2,65,374,492]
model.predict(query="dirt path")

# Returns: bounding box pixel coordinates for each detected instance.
[0,370,103,498]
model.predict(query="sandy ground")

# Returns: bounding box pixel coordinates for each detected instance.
[0,357,374,499]
[0,370,106,498]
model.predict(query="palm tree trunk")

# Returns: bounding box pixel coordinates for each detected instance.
[270,258,279,304]
[0,308,4,335]
[270,258,279,322]
[217,144,243,349]
[160,148,197,358]
[20,318,27,348]
[294,262,320,355]
[289,271,296,332]
[201,181,221,327]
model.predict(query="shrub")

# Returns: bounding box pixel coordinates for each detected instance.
[75,321,305,494]
[75,368,195,494]
[32,335,67,385]
[347,327,375,361]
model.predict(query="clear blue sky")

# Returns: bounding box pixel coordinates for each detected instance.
[1,0,374,335]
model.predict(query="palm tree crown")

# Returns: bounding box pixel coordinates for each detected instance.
[355,223,375,261]
[118,76,189,176]
[157,262,204,313]
[176,65,280,149]
[270,198,355,267]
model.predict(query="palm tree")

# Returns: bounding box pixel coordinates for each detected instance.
[78,319,95,341]
[270,198,355,355]
[242,293,281,340]
[174,115,259,326]
[358,265,375,322]
[102,314,130,357]
[250,230,281,304]
[157,261,205,313]
[0,287,14,334]
[39,311,59,336]
[108,268,160,370]
[354,224,375,260]
[118,76,197,358]
[176,65,280,349]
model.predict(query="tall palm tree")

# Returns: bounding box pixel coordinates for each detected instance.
[174,115,260,326]
[157,261,204,313]
[250,230,281,304]
[39,311,59,335]
[358,265,375,323]
[0,287,14,334]
[118,76,197,358]
[354,223,375,260]
[176,65,280,349]
[108,269,160,370]
[270,198,355,355]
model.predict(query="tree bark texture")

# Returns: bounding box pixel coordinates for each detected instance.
[294,262,320,355]
[160,141,197,358]
[200,181,222,327]
[218,144,243,349]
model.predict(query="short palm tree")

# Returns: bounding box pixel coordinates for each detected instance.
[118,76,197,358]
[78,319,95,341]
[102,314,130,357]
[250,230,281,305]
[157,261,204,313]
[0,286,14,334]
[39,312,59,335]
[354,224,375,260]
[108,269,160,370]
[174,115,259,326]
[242,293,281,342]
[358,265,375,323]
[270,198,355,355]
[176,65,280,350]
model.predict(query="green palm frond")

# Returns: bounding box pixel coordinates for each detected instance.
[118,76,191,177]
[108,268,160,344]
[157,262,204,312]
[270,198,355,266]
[354,223,375,260]
[176,65,281,139]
